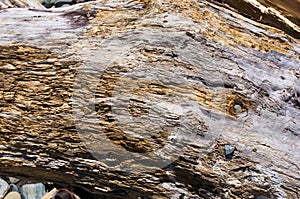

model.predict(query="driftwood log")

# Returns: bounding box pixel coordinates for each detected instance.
[0,0,299,198]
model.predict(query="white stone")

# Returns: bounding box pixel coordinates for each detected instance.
[0,178,9,199]
[21,183,45,199]
[4,191,21,199]
[8,177,20,184]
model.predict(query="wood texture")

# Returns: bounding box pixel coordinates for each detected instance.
[0,0,299,198]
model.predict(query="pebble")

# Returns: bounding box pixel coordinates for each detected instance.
[8,177,20,184]
[0,178,9,198]
[4,191,21,199]
[234,104,243,114]
[10,184,19,192]
[21,183,46,199]
[224,144,235,159]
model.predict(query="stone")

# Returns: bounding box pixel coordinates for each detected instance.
[234,105,243,114]
[10,184,19,192]
[0,179,9,199]
[224,145,235,159]
[4,191,21,199]
[8,177,20,184]
[21,183,46,199]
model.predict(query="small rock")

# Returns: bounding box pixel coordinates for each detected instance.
[0,178,9,198]
[10,184,19,192]
[8,177,20,184]
[21,183,46,199]
[234,104,243,114]
[224,144,235,159]
[4,191,21,199]
[60,3,71,7]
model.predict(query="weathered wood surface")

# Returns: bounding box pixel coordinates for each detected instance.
[209,0,300,38]
[0,0,44,9]
[0,0,300,198]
